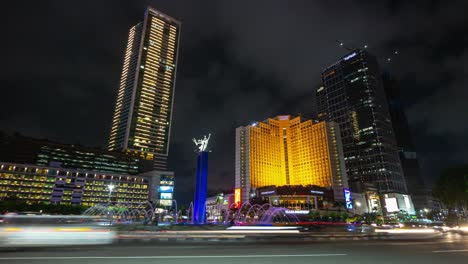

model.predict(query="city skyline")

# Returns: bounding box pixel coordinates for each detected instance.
[2,1,467,204]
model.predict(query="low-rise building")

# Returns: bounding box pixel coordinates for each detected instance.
[205,193,234,222]
[0,162,174,208]
[255,185,334,210]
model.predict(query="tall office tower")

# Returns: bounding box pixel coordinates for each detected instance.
[235,115,348,203]
[108,7,181,170]
[315,85,328,120]
[317,50,407,194]
[382,74,430,209]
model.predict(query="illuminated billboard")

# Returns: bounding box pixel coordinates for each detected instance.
[403,195,411,211]
[344,188,353,209]
[159,199,172,206]
[160,180,174,185]
[159,186,174,192]
[234,188,241,208]
[160,192,172,200]
[285,210,310,214]
[385,198,399,213]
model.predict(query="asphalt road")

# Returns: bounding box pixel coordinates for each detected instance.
[0,233,467,264]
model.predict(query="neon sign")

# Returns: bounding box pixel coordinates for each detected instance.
[159,186,173,192]
[344,188,353,209]
[310,190,324,195]
[343,52,357,61]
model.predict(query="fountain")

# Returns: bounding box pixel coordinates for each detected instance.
[230,203,299,225]
[184,201,300,225]
[159,200,301,226]
[82,200,179,225]
[187,202,194,223]
[257,206,299,224]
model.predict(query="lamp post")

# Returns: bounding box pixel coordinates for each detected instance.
[107,184,115,204]
[107,184,115,226]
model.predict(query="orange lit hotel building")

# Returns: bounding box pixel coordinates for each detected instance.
[108,7,180,171]
[235,116,348,203]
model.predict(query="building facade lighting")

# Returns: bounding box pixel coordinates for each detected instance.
[108,7,181,171]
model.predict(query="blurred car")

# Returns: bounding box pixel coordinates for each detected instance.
[0,215,116,247]
[452,225,468,235]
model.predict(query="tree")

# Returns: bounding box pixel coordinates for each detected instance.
[362,212,377,225]
[433,165,468,211]
[0,197,88,215]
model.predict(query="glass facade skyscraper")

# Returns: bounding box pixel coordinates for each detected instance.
[317,50,408,194]
[108,7,181,171]
[382,74,430,209]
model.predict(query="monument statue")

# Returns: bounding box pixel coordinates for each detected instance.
[192,133,211,224]
[192,133,211,152]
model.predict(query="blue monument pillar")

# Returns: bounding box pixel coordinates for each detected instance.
[192,133,211,225]
[193,151,208,224]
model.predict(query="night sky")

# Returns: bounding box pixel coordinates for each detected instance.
[2,0,467,204]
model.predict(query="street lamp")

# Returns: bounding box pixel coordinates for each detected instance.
[107,184,115,203]
[106,184,115,226]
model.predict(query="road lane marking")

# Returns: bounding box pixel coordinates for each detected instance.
[432,249,468,253]
[0,254,347,260]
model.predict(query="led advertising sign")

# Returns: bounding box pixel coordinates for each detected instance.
[234,188,241,208]
[159,199,172,206]
[159,186,174,192]
[344,188,353,209]
[285,210,310,214]
[160,192,173,199]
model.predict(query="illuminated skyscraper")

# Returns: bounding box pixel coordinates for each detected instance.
[317,50,408,194]
[235,116,348,203]
[108,7,180,170]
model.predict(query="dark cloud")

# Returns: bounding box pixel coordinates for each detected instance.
[2,0,467,204]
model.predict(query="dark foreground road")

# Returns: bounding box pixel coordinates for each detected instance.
[1,233,467,264]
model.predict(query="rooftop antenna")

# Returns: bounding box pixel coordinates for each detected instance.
[384,50,400,63]
[336,40,400,64]
[335,40,353,52]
